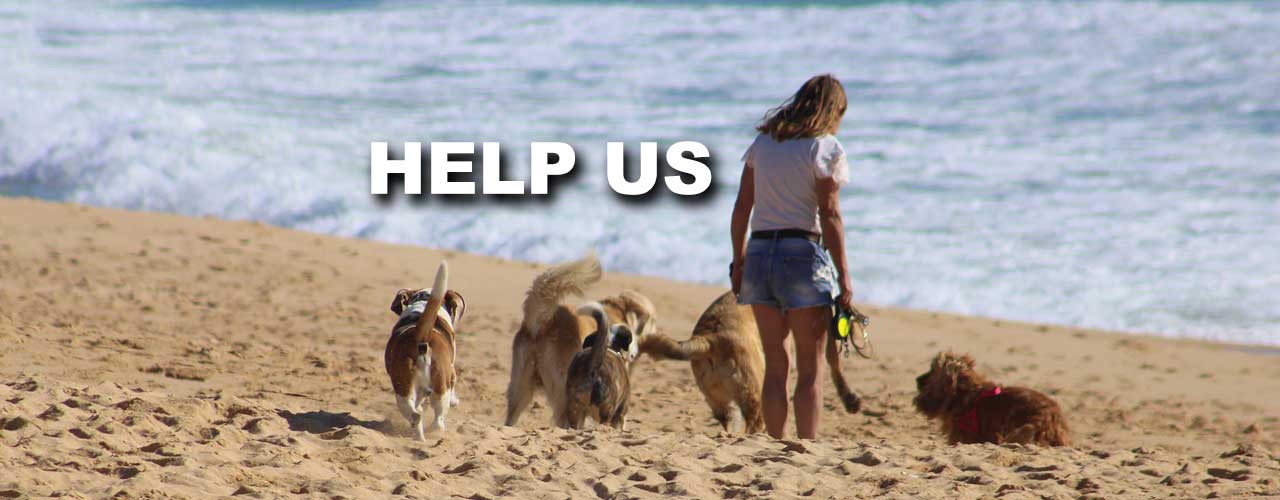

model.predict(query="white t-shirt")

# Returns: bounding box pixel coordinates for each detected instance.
[741,133,850,233]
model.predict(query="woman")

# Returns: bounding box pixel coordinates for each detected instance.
[730,74,854,440]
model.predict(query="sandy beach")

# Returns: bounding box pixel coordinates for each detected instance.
[1,196,1277,499]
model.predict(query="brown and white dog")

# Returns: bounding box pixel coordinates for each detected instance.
[640,291,862,434]
[913,351,1070,446]
[385,262,466,440]
[503,253,656,428]
[563,303,634,430]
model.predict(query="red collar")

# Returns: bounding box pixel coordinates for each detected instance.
[955,386,1002,435]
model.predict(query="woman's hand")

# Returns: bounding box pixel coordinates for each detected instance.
[731,261,745,295]
[836,279,854,311]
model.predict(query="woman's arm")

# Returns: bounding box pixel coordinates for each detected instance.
[730,165,755,294]
[817,177,854,309]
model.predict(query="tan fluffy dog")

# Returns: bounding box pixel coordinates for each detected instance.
[503,253,656,427]
[640,291,861,434]
[914,351,1070,446]
[385,262,466,440]
[563,303,634,430]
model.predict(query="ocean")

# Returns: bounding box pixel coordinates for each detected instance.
[2,0,1278,345]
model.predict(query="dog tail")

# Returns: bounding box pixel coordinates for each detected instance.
[581,302,612,406]
[825,335,862,414]
[638,333,712,361]
[582,302,611,368]
[414,261,449,346]
[522,252,602,335]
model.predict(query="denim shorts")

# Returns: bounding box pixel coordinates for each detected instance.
[736,236,838,311]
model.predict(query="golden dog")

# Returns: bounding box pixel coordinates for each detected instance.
[914,351,1070,446]
[385,262,465,440]
[503,253,656,427]
[640,291,861,434]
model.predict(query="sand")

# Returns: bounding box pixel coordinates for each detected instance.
[1,196,1277,499]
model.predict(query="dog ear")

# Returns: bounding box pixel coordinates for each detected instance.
[634,314,653,338]
[942,352,984,394]
[928,353,948,379]
[581,332,599,350]
[940,353,963,375]
[443,290,466,325]
[939,353,973,374]
[606,291,656,325]
[609,325,634,352]
[619,290,655,317]
[390,289,412,315]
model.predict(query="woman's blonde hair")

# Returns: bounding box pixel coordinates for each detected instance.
[756,74,847,141]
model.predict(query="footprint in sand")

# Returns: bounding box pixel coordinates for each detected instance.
[1206,467,1251,481]
[712,463,744,473]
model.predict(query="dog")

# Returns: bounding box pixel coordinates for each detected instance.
[384,262,466,440]
[563,303,634,430]
[640,291,861,434]
[503,253,657,427]
[913,351,1069,446]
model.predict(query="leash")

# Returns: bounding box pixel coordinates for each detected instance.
[832,304,873,359]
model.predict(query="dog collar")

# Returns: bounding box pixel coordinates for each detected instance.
[955,386,1002,435]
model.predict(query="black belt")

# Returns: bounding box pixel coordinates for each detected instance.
[751,229,820,243]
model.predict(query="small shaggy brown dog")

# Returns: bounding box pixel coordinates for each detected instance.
[641,291,861,434]
[563,303,632,430]
[913,352,1069,446]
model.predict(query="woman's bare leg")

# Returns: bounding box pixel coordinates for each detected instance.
[787,305,831,439]
[752,304,790,439]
